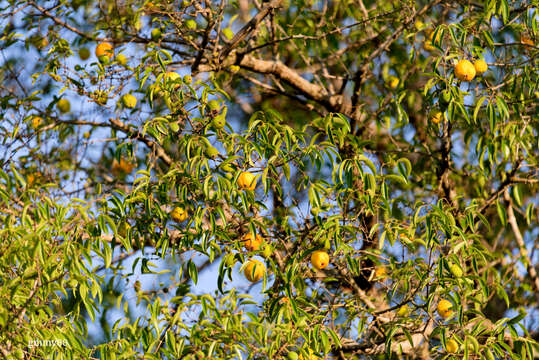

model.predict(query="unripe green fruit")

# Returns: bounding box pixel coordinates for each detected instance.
[57,99,71,113]
[185,19,197,30]
[122,94,137,109]
[98,55,110,64]
[68,279,78,288]
[449,264,463,278]
[223,27,234,40]
[441,90,451,104]
[287,352,299,360]
[212,114,226,129]
[220,163,234,173]
[151,28,162,40]
[205,146,219,158]
[183,74,192,84]
[14,349,24,359]
[79,47,90,60]
[208,99,220,111]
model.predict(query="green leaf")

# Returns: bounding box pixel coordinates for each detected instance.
[496,200,507,227]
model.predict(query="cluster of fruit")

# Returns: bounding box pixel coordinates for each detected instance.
[235,171,333,283]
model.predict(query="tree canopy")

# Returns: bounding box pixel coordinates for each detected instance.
[0,0,538,359]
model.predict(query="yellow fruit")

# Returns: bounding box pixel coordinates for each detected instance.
[242,232,263,251]
[474,59,488,75]
[151,28,162,40]
[116,53,127,66]
[262,244,273,258]
[78,47,90,60]
[164,71,181,89]
[31,116,43,128]
[375,266,387,279]
[454,59,476,81]
[83,131,91,139]
[185,19,197,30]
[423,30,440,51]
[170,207,188,223]
[57,99,71,113]
[111,158,135,176]
[237,171,256,191]
[429,110,443,124]
[244,259,265,282]
[387,75,399,89]
[27,172,42,186]
[397,304,410,316]
[122,94,137,109]
[310,250,329,270]
[229,65,240,73]
[446,338,459,353]
[437,299,453,318]
[222,27,234,40]
[95,42,113,58]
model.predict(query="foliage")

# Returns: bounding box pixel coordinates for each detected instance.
[0,0,538,359]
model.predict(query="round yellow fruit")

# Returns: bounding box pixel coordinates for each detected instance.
[57,99,71,113]
[454,59,476,81]
[111,158,135,176]
[445,338,459,353]
[437,299,453,318]
[473,59,488,75]
[31,116,43,128]
[222,27,234,40]
[374,265,387,279]
[242,232,263,251]
[237,171,256,191]
[122,94,137,109]
[170,207,188,223]
[244,259,265,282]
[95,42,113,58]
[387,75,399,89]
[397,304,410,316]
[185,19,197,30]
[116,53,127,66]
[229,65,240,73]
[310,250,329,270]
[429,110,443,124]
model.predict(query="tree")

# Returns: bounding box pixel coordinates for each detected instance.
[0,0,537,358]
